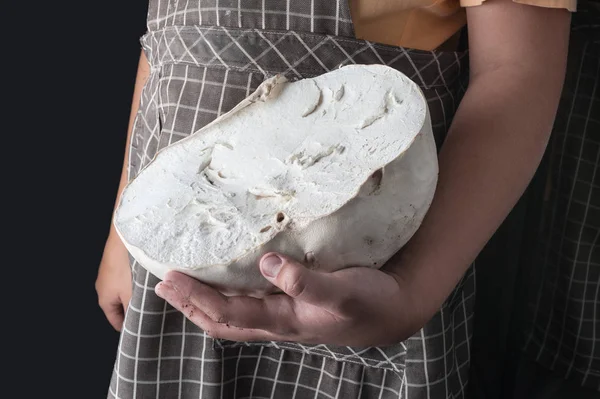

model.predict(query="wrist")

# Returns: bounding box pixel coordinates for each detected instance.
[383,240,469,317]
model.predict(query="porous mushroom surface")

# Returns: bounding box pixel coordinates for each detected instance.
[114,64,438,297]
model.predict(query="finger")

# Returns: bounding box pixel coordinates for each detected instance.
[159,271,298,334]
[155,280,282,342]
[259,253,341,312]
[122,283,133,309]
[101,302,125,331]
[120,294,131,323]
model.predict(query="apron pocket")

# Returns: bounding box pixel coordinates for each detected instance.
[213,338,407,374]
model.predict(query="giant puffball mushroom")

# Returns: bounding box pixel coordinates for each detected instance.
[114,64,438,298]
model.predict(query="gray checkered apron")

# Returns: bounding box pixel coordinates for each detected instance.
[108,1,475,398]
[517,1,600,392]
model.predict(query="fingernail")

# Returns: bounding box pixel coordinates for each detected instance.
[261,255,283,278]
[155,281,175,298]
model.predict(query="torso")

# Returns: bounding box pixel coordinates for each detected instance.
[109,2,475,399]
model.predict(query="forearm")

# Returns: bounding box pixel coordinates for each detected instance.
[107,50,150,244]
[382,0,571,319]
[386,66,567,316]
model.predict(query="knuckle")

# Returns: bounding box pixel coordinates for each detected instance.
[285,272,307,298]
[97,297,109,309]
[208,309,228,324]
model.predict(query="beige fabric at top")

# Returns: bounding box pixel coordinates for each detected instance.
[462,0,576,9]
[350,0,577,51]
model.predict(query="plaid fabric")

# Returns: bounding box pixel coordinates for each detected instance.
[145,0,355,38]
[520,3,600,392]
[108,1,475,398]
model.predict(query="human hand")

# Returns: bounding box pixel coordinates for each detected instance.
[154,253,427,347]
[96,235,132,331]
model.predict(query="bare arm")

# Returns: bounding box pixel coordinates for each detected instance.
[385,0,571,319]
[96,50,150,331]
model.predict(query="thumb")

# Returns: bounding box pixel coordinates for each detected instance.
[259,253,337,308]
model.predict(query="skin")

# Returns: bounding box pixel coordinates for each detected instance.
[98,0,571,345]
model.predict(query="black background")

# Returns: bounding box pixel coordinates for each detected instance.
[12,1,152,397]
[70,2,150,397]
